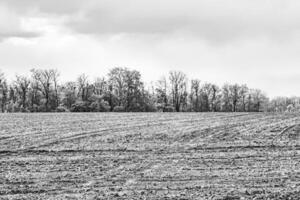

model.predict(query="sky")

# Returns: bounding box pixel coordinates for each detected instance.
[0,0,300,98]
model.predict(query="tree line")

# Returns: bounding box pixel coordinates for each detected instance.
[0,67,298,113]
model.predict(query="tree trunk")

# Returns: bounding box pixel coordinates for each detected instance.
[22,91,26,108]
[45,92,49,112]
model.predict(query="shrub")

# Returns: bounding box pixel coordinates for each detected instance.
[70,101,90,112]
[56,106,68,112]
[6,102,19,112]
[113,106,125,112]
[28,104,39,112]
[163,106,175,112]
[19,107,29,113]
[144,104,158,112]
[89,100,110,112]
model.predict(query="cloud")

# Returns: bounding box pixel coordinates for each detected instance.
[0,32,40,41]
[1,0,300,97]
[63,0,300,43]
[2,0,300,43]
[0,0,84,15]
[0,10,40,41]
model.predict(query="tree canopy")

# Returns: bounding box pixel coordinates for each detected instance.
[0,67,296,113]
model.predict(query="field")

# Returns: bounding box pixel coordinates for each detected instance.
[0,113,299,199]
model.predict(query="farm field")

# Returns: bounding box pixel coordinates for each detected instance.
[0,113,299,199]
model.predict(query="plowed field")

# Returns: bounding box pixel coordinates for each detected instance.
[0,113,299,199]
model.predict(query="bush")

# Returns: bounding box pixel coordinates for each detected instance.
[127,104,145,112]
[144,103,157,112]
[37,105,47,112]
[163,106,175,112]
[56,106,68,112]
[6,102,19,112]
[156,103,165,112]
[6,103,29,113]
[28,104,39,112]
[113,106,125,112]
[70,101,90,112]
[19,107,29,113]
[89,100,110,112]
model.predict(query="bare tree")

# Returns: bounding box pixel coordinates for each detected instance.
[14,75,31,109]
[156,76,169,110]
[94,77,107,96]
[239,84,248,112]
[77,74,89,101]
[0,67,277,113]
[31,69,56,111]
[210,84,220,112]
[0,70,8,112]
[124,69,144,111]
[52,70,60,108]
[221,84,231,111]
[107,67,145,111]
[190,79,201,111]
[251,89,268,112]
[28,80,41,110]
[229,84,241,112]
[201,83,212,112]
[8,86,17,104]
[169,71,187,112]
[247,92,252,112]
[61,81,77,109]
[0,70,4,83]
[108,68,126,106]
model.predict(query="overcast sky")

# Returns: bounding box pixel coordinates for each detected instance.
[0,0,300,97]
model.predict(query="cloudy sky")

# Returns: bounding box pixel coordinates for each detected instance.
[0,0,300,97]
